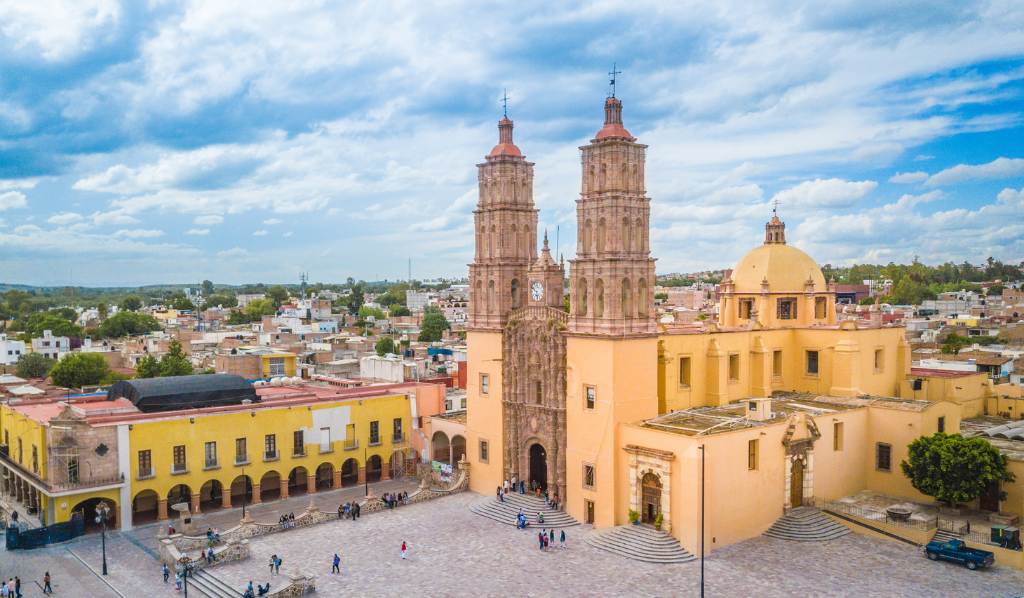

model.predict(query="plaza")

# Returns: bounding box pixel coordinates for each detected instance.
[4,488,1024,597]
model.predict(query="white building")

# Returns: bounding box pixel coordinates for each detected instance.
[31,330,70,360]
[405,290,433,312]
[236,293,267,308]
[0,334,27,366]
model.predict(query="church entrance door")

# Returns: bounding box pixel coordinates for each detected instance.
[528,443,547,491]
[641,473,662,524]
[790,459,804,508]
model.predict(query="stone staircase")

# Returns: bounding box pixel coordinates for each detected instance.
[186,568,238,598]
[585,525,696,564]
[470,492,578,528]
[932,529,962,543]
[763,507,850,541]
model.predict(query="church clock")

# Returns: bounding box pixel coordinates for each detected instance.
[530,281,544,301]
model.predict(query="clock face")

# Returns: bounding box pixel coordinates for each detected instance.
[531,281,544,301]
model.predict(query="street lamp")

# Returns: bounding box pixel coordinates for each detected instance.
[94,501,110,576]
[179,557,195,598]
[363,445,369,497]
[699,444,705,598]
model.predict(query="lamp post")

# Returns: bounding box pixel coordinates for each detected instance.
[363,444,369,497]
[699,444,705,598]
[240,464,247,520]
[94,501,110,576]
[180,558,195,598]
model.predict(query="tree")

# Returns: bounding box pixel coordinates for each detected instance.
[358,305,386,319]
[375,336,396,356]
[901,433,1014,507]
[15,353,55,379]
[858,297,876,306]
[159,339,194,377]
[244,298,277,321]
[986,284,1005,296]
[202,279,215,296]
[49,353,111,389]
[119,295,143,312]
[346,284,365,315]
[98,312,162,338]
[418,306,450,342]
[388,304,411,317]
[205,293,238,308]
[135,354,161,378]
[266,285,290,307]
[15,312,83,339]
[96,302,109,321]
[167,293,195,311]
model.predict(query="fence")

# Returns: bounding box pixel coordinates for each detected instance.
[821,500,938,532]
[5,513,85,550]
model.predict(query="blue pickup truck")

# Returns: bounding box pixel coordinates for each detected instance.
[923,539,995,570]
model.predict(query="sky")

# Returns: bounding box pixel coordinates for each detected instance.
[0,1,1023,287]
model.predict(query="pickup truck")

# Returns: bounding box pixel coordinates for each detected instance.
[923,539,995,570]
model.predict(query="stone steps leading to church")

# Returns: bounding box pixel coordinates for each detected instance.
[470,494,579,528]
[763,507,850,542]
[585,525,696,564]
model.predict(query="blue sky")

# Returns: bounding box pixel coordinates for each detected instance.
[0,1,1022,286]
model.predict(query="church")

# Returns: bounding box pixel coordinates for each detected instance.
[463,91,999,554]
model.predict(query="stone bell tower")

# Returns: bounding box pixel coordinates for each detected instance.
[526,232,565,309]
[468,115,539,330]
[568,94,656,336]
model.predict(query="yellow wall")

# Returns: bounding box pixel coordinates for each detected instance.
[54,488,121,524]
[809,409,869,501]
[900,372,990,418]
[260,353,298,378]
[466,330,504,495]
[0,404,47,480]
[863,402,960,501]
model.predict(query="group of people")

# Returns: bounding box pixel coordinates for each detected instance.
[205,527,221,544]
[498,477,562,510]
[338,501,362,520]
[268,555,283,575]
[278,513,297,528]
[382,491,408,509]
[0,576,22,597]
[243,580,271,597]
[537,528,567,551]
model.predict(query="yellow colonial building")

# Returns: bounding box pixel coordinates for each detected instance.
[463,93,1010,557]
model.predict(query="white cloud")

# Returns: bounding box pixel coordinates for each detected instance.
[926,157,1024,186]
[185,228,210,236]
[13,224,41,235]
[770,178,877,209]
[252,229,268,236]
[0,179,38,191]
[889,171,928,184]
[114,228,164,239]
[194,214,223,225]
[47,211,83,225]
[0,191,28,211]
[0,0,121,62]
[263,218,283,225]
[90,209,139,226]
[217,247,249,258]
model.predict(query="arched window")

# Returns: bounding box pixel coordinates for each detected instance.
[489,224,496,257]
[511,224,518,256]
[621,278,632,319]
[487,280,496,313]
[621,163,628,191]
[474,280,482,312]
[523,225,530,257]
[623,216,631,252]
[597,218,606,252]
[578,278,589,316]
[589,165,597,192]
[637,277,648,317]
[595,279,605,317]
[583,219,593,253]
[635,218,644,251]
[600,163,608,189]
[511,279,520,309]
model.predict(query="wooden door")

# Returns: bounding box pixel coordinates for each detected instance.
[790,459,804,508]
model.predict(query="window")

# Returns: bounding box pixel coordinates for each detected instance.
[777,298,797,320]
[344,424,357,449]
[268,357,286,377]
[739,298,754,319]
[67,456,79,484]
[583,463,595,489]
[293,430,305,456]
[833,422,843,451]
[876,443,892,472]
[585,385,596,410]
[320,427,332,452]
[938,416,946,433]
[728,354,740,381]
[369,421,380,445]
[534,380,542,404]
[806,350,819,375]
[747,439,758,470]
[393,418,403,442]
[173,445,187,472]
[264,434,277,459]
[874,349,884,372]
[32,446,38,473]
[815,297,827,319]
[478,439,489,463]
[138,450,152,478]
[235,438,247,464]
[679,357,691,387]
[17,439,22,464]
[480,373,490,395]
[204,441,217,468]
[772,350,783,378]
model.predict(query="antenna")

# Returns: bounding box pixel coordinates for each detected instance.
[300,272,309,299]
[501,88,509,117]
[772,198,780,217]
[609,63,622,98]
[556,225,560,260]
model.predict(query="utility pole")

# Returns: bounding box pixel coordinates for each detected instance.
[699,444,705,598]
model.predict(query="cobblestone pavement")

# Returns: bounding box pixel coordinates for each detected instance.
[7,491,1024,597]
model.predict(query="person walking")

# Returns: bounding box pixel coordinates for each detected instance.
[2,580,8,598]
[560,529,566,549]
[332,553,341,574]
[269,555,277,576]
[14,576,20,598]
[162,563,170,583]
[42,573,52,595]
[401,541,408,560]
[549,528,555,547]
[274,555,282,575]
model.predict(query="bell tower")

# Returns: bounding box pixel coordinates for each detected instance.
[468,115,539,330]
[527,232,565,308]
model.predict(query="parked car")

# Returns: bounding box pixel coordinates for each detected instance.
[923,539,995,570]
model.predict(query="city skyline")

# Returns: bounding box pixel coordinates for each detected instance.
[0,2,1023,286]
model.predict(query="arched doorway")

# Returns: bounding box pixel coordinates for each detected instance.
[432,431,451,463]
[341,458,359,487]
[167,484,191,510]
[790,459,804,508]
[365,455,382,483]
[229,475,253,507]
[132,489,159,526]
[451,435,466,463]
[316,463,334,490]
[641,473,662,524]
[199,480,224,512]
[288,466,308,496]
[70,497,115,533]
[260,471,281,502]
[389,451,406,480]
[528,443,547,491]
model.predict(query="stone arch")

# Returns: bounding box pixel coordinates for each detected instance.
[621,162,629,191]
[623,216,631,252]
[635,218,644,251]
[167,483,192,510]
[432,431,451,463]
[640,472,662,524]
[578,278,589,316]
[315,462,334,490]
[526,441,549,491]
[487,280,496,314]
[787,452,812,509]
[389,450,407,479]
[474,280,482,312]
[70,496,116,533]
[595,279,605,317]
[451,434,467,463]
[622,278,633,319]
[637,277,648,317]
[288,466,309,496]
[259,470,281,502]
[229,475,253,507]
[199,479,224,512]
[597,218,607,252]
[132,489,159,526]
[511,278,521,309]
[341,458,359,487]
[365,455,383,483]
[511,224,518,255]
[583,218,593,252]
[490,224,497,256]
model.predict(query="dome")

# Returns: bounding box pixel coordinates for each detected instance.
[730,243,826,294]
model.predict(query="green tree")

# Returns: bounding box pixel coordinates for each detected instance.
[205,293,238,308]
[858,297,876,306]
[49,352,111,389]
[98,312,162,338]
[119,295,143,312]
[15,353,55,379]
[901,433,1014,507]
[202,280,215,296]
[986,284,1005,296]
[388,304,411,317]
[16,312,84,339]
[358,305,386,319]
[159,339,194,377]
[244,298,277,321]
[418,306,450,342]
[346,284,365,315]
[167,293,195,311]
[266,285,290,307]
[375,336,396,356]
[135,354,161,378]
[96,302,109,321]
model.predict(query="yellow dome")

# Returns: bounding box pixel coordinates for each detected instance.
[730,243,826,294]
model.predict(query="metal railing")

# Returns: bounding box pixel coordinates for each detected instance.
[820,500,937,532]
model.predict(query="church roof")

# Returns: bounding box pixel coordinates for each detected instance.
[729,242,827,294]
[488,116,522,158]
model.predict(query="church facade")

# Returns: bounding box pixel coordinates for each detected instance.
[464,93,1002,555]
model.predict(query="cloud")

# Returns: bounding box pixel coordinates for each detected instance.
[0,0,121,62]
[263,218,283,225]
[90,209,139,226]
[185,228,210,236]
[217,247,249,258]
[926,157,1024,186]
[114,228,164,239]
[770,178,877,209]
[252,229,268,236]
[47,212,83,225]
[0,191,27,211]
[888,171,928,184]
[283,231,293,237]
[194,214,223,225]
